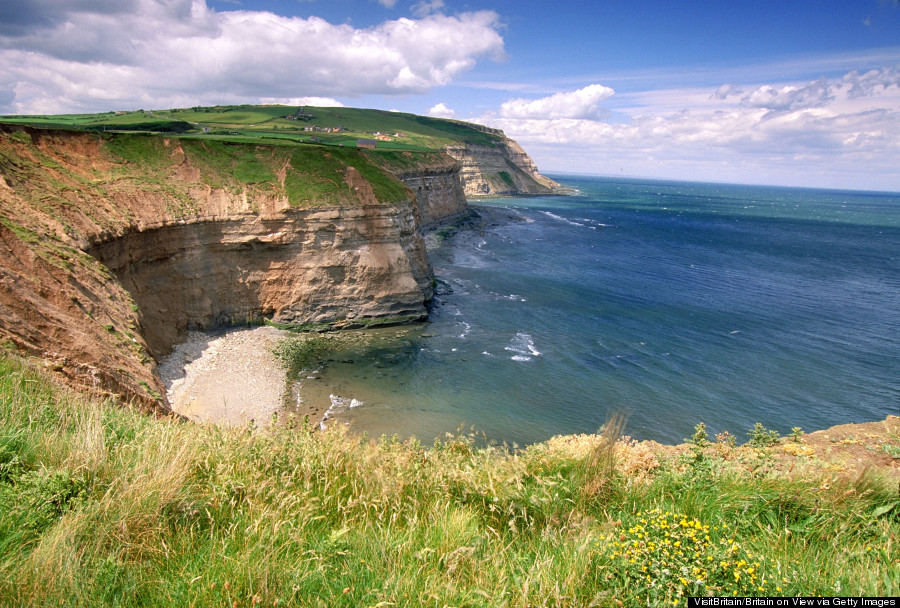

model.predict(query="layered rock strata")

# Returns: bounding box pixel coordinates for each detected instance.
[0,120,557,413]
[396,164,469,230]
[0,127,441,411]
[87,204,433,359]
[443,127,560,197]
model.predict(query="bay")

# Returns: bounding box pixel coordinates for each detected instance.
[291,176,900,445]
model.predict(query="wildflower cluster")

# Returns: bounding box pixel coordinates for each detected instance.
[603,508,775,603]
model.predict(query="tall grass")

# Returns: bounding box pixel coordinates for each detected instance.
[0,352,897,606]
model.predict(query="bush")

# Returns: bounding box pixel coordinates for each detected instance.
[602,508,777,603]
[747,422,780,448]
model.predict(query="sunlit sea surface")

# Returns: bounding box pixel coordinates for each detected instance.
[289,176,900,445]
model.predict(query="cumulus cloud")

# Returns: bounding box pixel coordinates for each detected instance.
[0,0,504,113]
[841,66,900,97]
[479,69,900,190]
[427,102,455,118]
[260,96,345,108]
[499,84,615,120]
[712,83,743,100]
[739,77,834,112]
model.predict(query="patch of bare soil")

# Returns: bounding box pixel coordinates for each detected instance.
[769,416,900,484]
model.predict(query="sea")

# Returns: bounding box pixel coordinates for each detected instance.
[292,175,900,446]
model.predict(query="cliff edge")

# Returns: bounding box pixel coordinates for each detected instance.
[441,123,560,197]
[0,126,450,411]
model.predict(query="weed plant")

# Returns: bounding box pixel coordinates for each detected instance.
[0,353,897,607]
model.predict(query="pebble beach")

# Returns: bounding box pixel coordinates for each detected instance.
[159,326,293,426]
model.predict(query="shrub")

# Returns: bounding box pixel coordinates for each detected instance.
[602,508,776,603]
[747,422,780,448]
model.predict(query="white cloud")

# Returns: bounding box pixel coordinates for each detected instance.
[260,96,345,108]
[412,0,445,17]
[427,102,455,118]
[479,69,900,191]
[0,0,504,113]
[499,84,615,120]
[738,78,834,112]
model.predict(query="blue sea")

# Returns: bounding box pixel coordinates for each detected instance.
[298,176,900,446]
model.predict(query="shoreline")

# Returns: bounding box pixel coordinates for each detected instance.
[159,326,297,426]
[156,324,899,481]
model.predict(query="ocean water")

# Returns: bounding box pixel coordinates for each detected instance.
[294,176,900,445]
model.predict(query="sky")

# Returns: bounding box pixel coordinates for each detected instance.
[1,1,899,191]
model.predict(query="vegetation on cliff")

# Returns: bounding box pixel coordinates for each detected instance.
[0,123,441,409]
[1,104,559,197]
[0,353,897,606]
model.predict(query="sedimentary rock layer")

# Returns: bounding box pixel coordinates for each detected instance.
[395,164,469,229]
[88,205,433,358]
[443,129,560,197]
[0,126,448,411]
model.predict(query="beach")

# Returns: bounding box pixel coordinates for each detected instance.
[159,326,294,426]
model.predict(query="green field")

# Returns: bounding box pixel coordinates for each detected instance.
[0,104,503,151]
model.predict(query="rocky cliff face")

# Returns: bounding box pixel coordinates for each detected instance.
[0,121,558,413]
[0,127,441,411]
[443,128,559,197]
[395,162,469,229]
[87,203,432,359]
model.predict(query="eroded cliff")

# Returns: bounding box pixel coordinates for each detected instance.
[0,126,448,411]
[442,125,560,197]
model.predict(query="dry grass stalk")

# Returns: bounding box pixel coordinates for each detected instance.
[580,411,628,500]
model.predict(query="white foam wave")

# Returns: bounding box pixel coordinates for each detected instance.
[539,210,585,227]
[505,332,541,361]
[458,321,472,338]
[320,394,365,430]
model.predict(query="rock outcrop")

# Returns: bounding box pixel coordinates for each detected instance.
[0,126,442,411]
[0,119,558,413]
[442,125,560,197]
[87,203,432,359]
[395,163,468,229]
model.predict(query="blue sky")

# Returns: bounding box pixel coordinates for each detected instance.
[2,0,899,190]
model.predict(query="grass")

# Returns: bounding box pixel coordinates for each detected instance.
[92,131,412,208]
[0,352,897,607]
[1,104,504,151]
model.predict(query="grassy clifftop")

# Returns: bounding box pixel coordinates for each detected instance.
[0,352,897,606]
[0,104,505,151]
[0,124,432,215]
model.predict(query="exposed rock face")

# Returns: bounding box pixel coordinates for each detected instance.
[88,203,432,359]
[443,129,560,197]
[397,164,469,230]
[0,127,440,411]
[0,121,558,413]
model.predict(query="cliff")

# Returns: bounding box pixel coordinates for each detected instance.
[389,154,469,229]
[0,126,447,411]
[442,125,560,197]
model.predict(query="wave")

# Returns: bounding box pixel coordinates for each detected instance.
[320,394,365,430]
[539,210,586,227]
[505,332,541,361]
[458,321,472,338]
